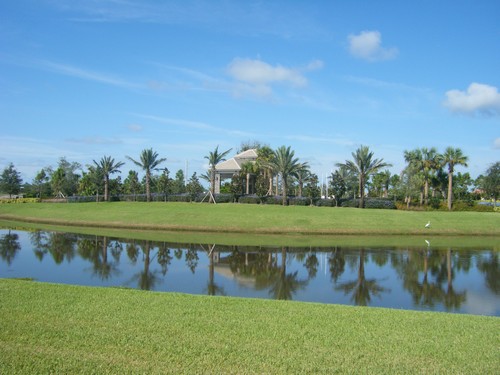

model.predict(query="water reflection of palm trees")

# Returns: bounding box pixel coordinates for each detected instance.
[205,245,225,296]
[439,248,466,310]
[395,247,466,311]
[477,252,500,294]
[0,230,21,265]
[269,247,308,300]
[77,236,120,281]
[3,228,499,314]
[335,249,389,306]
[221,246,308,301]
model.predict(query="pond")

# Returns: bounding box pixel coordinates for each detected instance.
[1,227,499,316]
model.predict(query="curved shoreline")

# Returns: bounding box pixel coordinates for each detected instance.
[2,214,499,236]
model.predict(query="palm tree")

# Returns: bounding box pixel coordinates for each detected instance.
[442,147,468,210]
[126,149,166,202]
[93,156,124,201]
[204,146,232,200]
[268,146,305,205]
[336,145,391,208]
[295,164,311,197]
[421,147,442,205]
[404,149,424,205]
[256,145,275,195]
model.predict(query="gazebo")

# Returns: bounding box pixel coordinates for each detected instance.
[214,149,258,194]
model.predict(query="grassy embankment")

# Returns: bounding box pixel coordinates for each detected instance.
[0,202,499,237]
[1,279,498,374]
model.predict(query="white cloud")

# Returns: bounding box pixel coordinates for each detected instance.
[227,58,307,86]
[226,58,322,97]
[444,83,500,116]
[494,138,500,149]
[348,31,398,62]
[127,124,143,132]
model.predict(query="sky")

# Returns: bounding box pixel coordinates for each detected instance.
[1,0,499,185]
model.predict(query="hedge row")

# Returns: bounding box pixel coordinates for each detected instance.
[0,198,41,204]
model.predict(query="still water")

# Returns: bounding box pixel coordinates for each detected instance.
[1,228,499,316]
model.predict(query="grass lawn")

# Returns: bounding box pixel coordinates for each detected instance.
[0,202,499,236]
[1,279,498,374]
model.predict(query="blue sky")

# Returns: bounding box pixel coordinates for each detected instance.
[1,0,499,184]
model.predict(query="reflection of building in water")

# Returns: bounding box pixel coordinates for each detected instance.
[212,251,277,288]
[214,263,256,287]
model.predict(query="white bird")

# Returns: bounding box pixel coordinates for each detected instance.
[425,221,431,228]
[425,239,430,247]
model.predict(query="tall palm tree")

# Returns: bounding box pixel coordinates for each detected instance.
[269,146,305,205]
[421,147,442,205]
[442,147,468,210]
[336,145,391,208]
[126,148,166,202]
[256,145,275,195]
[404,149,423,204]
[295,164,311,197]
[93,156,124,201]
[205,146,232,199]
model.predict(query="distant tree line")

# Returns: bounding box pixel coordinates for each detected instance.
[1,143,498,211]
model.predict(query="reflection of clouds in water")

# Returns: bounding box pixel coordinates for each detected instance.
[463,291,499,316]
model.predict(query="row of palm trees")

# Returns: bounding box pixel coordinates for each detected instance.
[403,147,468,210]
[93,144,469,210]
[93,149,166,202]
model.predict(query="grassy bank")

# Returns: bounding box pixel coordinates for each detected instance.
[0,202,499,236]
[1,279,498,374]
[2,219,500,249]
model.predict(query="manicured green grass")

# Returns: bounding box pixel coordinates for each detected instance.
[2,219,500,249]
[0,202,499,236]
[1,279,498,374]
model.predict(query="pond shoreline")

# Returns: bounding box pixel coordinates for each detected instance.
[0,202,499,237]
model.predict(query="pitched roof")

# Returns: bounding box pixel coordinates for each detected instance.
[215,148,258,173]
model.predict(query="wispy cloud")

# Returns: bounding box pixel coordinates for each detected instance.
[133,113,256,138]
[494,138,500,149]
[344,75,431,94]
[348,31,398,62]
[127,124,143,132]
[48,1,327,40]
[65,136,123,145]
[40,60,142,89]
[443,82,500,116]
[285,134,355,147]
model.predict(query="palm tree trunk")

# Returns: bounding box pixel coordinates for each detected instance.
[424,179,429,205]
[210,169,215,196]
[146,172,151,202]
[282,179,287,205]
[447,172,453,210]
[104,175,109,202]
[359,175,365,208]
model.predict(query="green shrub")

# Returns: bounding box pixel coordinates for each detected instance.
[288,197,309,206]
[341,198,396,209]
[213,194,233,203]
[238,195,261,204]
[264,195,284,205]
[167,194,191,203]
[341,199,359,208]
[365,198,396,209]
[315,198,334,207]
